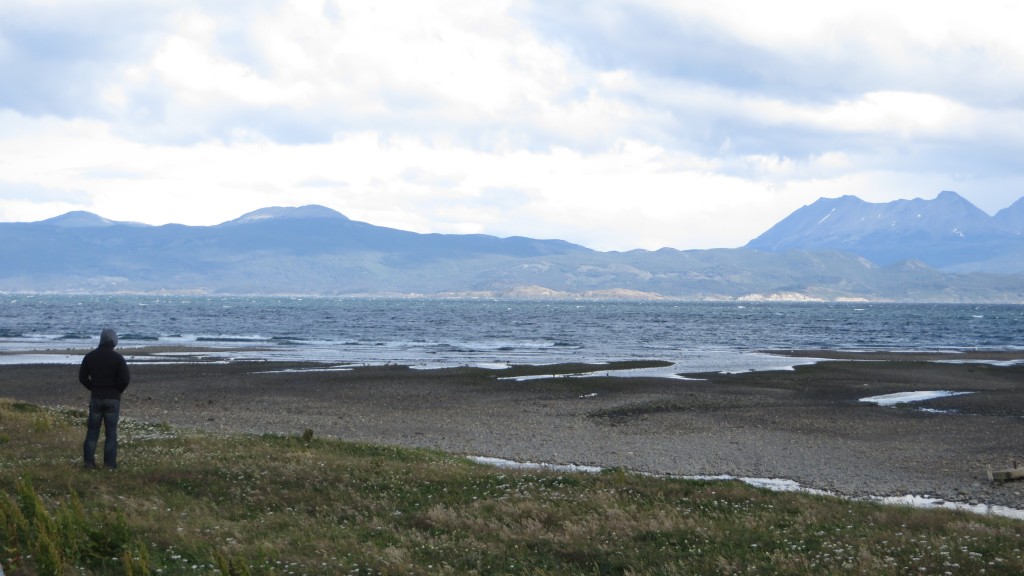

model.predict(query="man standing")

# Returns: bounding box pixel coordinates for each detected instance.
[79,328,130,470]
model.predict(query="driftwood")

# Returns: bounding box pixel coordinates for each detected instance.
[987,461,1024,483]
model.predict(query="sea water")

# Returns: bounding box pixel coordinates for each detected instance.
[0,295,1021,371]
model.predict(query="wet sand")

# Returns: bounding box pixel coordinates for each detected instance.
[3,350,1023,510]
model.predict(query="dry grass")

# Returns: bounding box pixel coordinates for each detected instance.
[1,398,1022,575]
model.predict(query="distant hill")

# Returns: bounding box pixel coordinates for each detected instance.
[746,191,1024,273]
[1,202,1022,302]
[42,211,119,228]
[993,197,1024,234]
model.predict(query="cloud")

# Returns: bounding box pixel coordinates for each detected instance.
[522,0,1024,173]
[0,0,590,148]
[0,1,1023,250]
[0,179,92,223]
[0,1,173,117]
[0,180,83,204]
[532,1,1024,105]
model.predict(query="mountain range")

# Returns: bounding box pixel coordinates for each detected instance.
[1,192,1022,302]
[746,191,1024,274]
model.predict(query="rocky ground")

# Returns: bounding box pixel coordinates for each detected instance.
[3,349,1023,511]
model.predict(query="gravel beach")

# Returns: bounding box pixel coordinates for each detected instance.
[3,350,1023,511]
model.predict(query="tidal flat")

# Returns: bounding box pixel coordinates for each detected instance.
[3,351,1022,510]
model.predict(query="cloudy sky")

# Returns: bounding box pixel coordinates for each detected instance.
[1,0,1022,251]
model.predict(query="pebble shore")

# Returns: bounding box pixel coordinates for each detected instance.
[3,350,1023,511]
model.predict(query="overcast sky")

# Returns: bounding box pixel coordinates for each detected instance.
[1,1,1022,251]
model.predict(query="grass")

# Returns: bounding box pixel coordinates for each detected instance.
[1,398,1022,575]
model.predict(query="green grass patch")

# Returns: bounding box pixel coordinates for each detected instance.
[1,398,1021,575]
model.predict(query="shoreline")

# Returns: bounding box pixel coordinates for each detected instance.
[468,455,1024,521]
[2,350,1022,514]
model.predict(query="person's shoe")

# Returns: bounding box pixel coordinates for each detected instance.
[84,462,97,470]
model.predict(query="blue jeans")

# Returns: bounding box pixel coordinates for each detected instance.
[84,398,121,468]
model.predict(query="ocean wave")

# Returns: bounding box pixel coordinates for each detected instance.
[1,297,1022,368]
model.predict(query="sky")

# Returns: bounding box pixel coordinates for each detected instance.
[1,0,1023,251]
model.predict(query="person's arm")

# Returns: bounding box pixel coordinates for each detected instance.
[117,355,130,392]
[79,358,92,389]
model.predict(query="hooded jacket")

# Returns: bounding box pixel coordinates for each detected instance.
[79,329,130,400]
